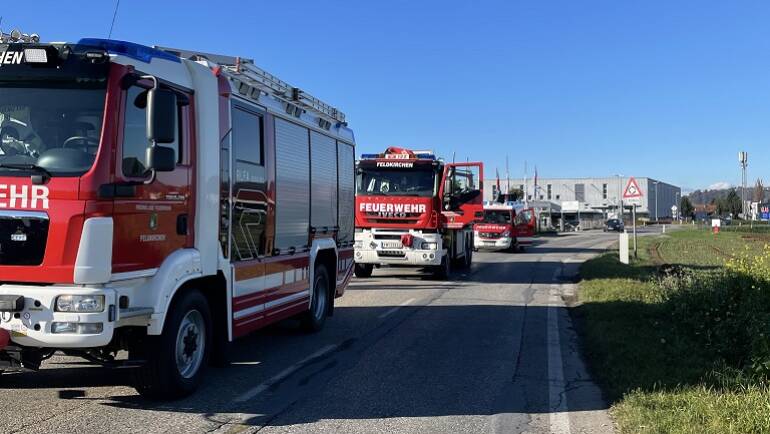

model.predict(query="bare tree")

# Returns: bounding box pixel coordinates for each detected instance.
[754,178,765,203]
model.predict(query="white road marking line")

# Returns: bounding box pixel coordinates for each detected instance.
[378,298,416,319]
[548,293,572,434]
[233,344,337,403]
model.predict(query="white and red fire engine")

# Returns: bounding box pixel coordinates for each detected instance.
[474,201,537,251]
[353,148,483,278]
[0,32,356,398]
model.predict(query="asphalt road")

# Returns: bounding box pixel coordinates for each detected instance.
[0,230,629,434]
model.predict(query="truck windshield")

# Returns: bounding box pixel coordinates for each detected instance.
[357,168,437,197]
[0,82,107,177]
[482,210,511,224]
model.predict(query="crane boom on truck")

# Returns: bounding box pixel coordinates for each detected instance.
[353,147,483,278]
[0,31,356,399]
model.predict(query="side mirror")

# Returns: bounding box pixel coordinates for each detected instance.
[146,145,176,172]
[146,88,177,144]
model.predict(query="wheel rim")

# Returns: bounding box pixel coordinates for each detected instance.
[175,309,205,379]
[312,276,327,320]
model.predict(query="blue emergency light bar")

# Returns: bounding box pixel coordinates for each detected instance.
[359,152,436,160]
[77,39,181,64]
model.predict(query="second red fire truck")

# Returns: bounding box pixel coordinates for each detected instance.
[353,148,483,278]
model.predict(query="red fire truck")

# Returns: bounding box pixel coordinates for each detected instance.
[353,148,483,278]
[474,202,537,252]
[0,32,356,398]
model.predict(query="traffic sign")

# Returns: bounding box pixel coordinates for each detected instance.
[623,177,643,199]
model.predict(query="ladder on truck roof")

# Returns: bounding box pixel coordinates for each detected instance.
[156,46,346,124]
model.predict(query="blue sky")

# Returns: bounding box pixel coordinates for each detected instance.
[9,1,770,191]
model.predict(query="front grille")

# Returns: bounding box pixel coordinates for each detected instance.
[373,234,402,240]
[479,232,501,239]
[0,213,49,266]
[378,250,406,257]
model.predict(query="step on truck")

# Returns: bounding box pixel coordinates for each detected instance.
[474,201,537,252]
[353,147,483,279]
[0,31,356,399]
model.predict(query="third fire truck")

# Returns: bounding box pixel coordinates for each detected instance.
[353,148,483,278]
[474,202,537,252]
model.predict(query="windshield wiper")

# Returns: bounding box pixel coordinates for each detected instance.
[0,163,52,184]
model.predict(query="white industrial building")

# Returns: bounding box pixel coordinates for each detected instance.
[483,176,681,230]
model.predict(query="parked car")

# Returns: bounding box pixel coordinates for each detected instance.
[604,218,625,232]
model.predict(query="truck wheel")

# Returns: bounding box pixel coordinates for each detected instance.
[508,238,518,253]
[461,241,473,268]
[432,254,451,279]
[301,265,330,333]
[353,263,373,278]
[132,289,212,400]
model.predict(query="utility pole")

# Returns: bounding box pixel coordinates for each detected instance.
[653,181,659,221]
[739,151,748,218]
[616,174,623,222]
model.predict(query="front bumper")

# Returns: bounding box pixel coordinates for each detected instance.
[354,230,443,266]
[474,236,512,249]
[0,284,116,348]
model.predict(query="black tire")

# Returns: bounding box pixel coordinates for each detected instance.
[301,265,330,333]
[131,289,212,400]
[432,254,451,279]
[507,238,518,253]
[461,240,472,268]
[353,263,373,278]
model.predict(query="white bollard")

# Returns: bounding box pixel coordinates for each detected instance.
[619,232,629,264]
[662,225,666,234]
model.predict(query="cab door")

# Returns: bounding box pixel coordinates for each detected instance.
[439,162,484,229]
[514,208,536,238]
[111,84,193,273]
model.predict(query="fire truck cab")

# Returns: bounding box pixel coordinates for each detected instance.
[474,202,536,252]
[353,148,483,279]
[0,33,355,398]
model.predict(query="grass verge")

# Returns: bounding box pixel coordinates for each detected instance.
[576,228,770,433]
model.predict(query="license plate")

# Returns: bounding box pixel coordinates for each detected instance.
[381,241,402,249]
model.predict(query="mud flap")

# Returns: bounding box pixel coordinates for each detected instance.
[0,328,8,351]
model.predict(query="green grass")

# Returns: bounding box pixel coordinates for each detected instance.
[576,227,770,434]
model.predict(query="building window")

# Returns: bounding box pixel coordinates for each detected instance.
[575,184,585,202]
[547,184,552,200]
[519,184,524,192]
[492,184,498,199]
[527,195,532,200]
[602,183,608,200]
[556,194,560,200]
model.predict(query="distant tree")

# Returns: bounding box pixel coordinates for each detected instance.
[754,179,765,203]
[679,196,694,220]
[507,188,523,201]
[724,189,743,217]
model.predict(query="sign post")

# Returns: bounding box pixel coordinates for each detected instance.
[623,177,644,259]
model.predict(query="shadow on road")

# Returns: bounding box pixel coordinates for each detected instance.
[0,304,608,426]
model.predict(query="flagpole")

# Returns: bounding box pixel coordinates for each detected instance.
[505,155,510,197]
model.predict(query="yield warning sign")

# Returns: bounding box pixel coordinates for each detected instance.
[623,177,643,199]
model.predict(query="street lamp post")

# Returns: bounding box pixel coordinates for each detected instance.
[615,174,623,221]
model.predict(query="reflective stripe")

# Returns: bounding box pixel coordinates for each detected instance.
[233,289,309,320]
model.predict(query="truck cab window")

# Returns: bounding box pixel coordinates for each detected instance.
[122,86,179,177]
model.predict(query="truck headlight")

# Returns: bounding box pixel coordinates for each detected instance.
[55,295,105,313]
[421,242,438,250]
[501,231,511,237]
[51,322,104,334]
